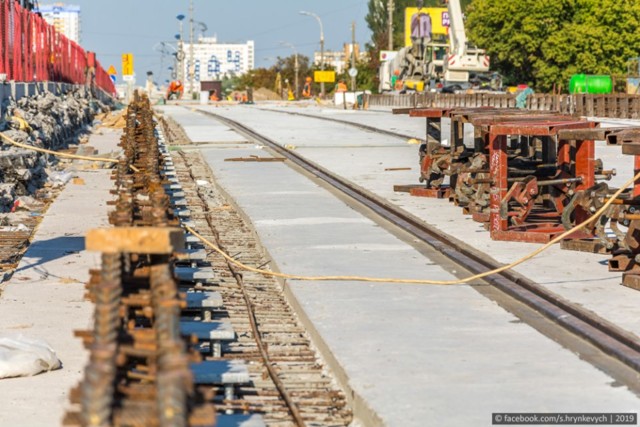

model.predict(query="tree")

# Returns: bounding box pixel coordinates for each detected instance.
[235,54,312,95]
[466,0,640,91]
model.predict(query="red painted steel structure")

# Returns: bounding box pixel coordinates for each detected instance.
[488,120,596,243]
[0,1,115,96]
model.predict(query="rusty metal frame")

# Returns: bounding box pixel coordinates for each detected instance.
[489,120,596,243]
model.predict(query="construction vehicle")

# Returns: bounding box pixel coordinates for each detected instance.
[379,0,494,92]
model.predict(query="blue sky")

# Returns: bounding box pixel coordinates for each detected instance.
[63,0,371,85]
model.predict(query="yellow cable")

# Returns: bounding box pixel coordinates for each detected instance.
[185,171,640,285]
[0,131,140,172]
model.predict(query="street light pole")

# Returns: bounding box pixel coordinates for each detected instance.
[188,0,195,97]
[388,0,394,50]
[300,11,325,98]
[281,42,299,99]
[351,21,356,92]
[176,14,185,82]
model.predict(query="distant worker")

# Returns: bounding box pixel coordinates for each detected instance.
[166,80,184,100]
[336,80,347,93]
[390,70,399,91]
[209,89,219,102]
[515,84,534,109]
[395,77,404,91]
[302,77,312,98]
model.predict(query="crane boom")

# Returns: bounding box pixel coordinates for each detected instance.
[447,0,466,57]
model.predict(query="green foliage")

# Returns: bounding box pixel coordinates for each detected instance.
[235,54,312,95]
[466,0,640,91]
[355,59,378,91]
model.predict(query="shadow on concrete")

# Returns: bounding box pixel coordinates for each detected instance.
[13,236,85,275]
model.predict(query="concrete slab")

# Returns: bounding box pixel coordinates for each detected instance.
[253,103,426,138]
[180,321,235,341]
[174,266,217,283]
[164,106,640,426]
[191,360,250,385]
[185,291,223,309]
[176,249,208,262]
[217,414,266,427]
[194,105,413,149]
[157,106,249,144]
[200,106,640,338]
[0,128,119,427]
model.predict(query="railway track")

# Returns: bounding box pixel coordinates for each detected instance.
[64,94,352,427]
[169,151,352,426]
[251,107,441,142]
[190,108,640,390]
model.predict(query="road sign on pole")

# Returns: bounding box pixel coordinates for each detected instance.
[107,65,117,75]
[122,53,134,76]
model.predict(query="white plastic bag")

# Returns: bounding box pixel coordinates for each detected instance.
[47,171,73,187]
[0,335,62,379]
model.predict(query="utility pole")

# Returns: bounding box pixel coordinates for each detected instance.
[350,21,356,92]
[294,53,299,99]
[387,0,394,51]
[188,0,195,98]
[320,27,325,98]
[300,11,325,98]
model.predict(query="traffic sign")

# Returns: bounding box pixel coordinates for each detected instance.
[122,53,134,76]
[122,75,135,82]
[107,65,117,75]
[110,74,116,84]
[314,70,336,83]
[348,67,358,77]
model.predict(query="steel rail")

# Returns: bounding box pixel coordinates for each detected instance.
[252,107,442,142]
[177,150,307,427]
[195,109,640,376]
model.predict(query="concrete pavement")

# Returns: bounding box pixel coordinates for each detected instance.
[162,104,640,427]
[0,128,119,426]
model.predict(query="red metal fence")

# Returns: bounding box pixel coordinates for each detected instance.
[0,1,115,96]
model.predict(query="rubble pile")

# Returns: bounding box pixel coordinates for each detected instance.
[0,89,110,212]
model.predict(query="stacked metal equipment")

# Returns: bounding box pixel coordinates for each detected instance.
[400,107,614,243]
[64,93,216,427]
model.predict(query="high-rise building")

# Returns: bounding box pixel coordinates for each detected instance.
[181,36,254,93]
[35,3,81,43]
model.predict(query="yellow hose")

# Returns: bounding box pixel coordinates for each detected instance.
[0,131,140,172]
[3,126,632,286]
[184,170,639,285]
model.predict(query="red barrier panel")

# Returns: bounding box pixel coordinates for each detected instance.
[0,1,8,78]
[0,2,115,96]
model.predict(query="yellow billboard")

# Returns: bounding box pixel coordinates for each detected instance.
[121,53,134,76]
[314,70,336,83]
[404,7,449,47]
